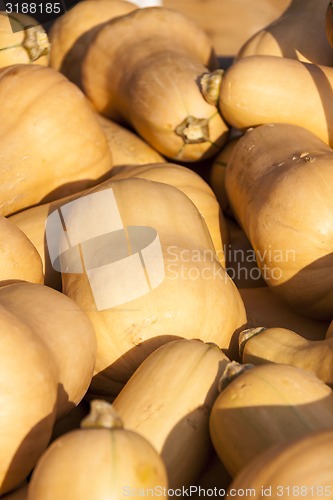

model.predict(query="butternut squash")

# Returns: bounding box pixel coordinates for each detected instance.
[0,64,112,216]
[58,178,246,398]
[0,11,50,67]
[218,55,333,147]
[228,430,333,499]
[113,339,230,489]
[0,215,43,285]
[110,163,228,266]
[10,162,229,287]
[27,400,168,500]
[49,0,137,86]
[0,282,96,420]
[239,288,329,342]
[210,362,333,477]
[0,306,57,495]
[97,115,165,166]
[237,0,333,65]
[225,123,333,320]
[76,7,229,161]
[239,326,333,387]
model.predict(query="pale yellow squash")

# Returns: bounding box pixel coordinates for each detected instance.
[27,400,168,500]
[210,362,333,477]
[78,7,229,161]
[0,282,96,420]
[10,162,229,287]
[49,0,137,85]
[218,56,333,147]
[0,307,58,495]
[0,215,43,285]
[0,64,112,216]
[225,123,333,319]
[228,430,333,499]
[59,178,246,398]
[239,326,333,387]
[113,339,230,489]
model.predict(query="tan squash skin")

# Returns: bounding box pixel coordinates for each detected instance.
[0,215,43,285]
[97,115,165,166]
[239,326,333,387]
[0,64,112,216]
[113,339,230,489]
[218,56,333,147]
[239,288,330,342]
[49,0,137,84]
[10,162,229,286]
[0,306,58,496]
[111,163,228,267]
[210,362,333,477]
[237,0,333,65]
[225,123,333,320]
[79,7,229,161]
[228,430,333,499]
[0,282,96,420]
[59,178,246,398]
[27,401,168,500]
[0,12,50,67]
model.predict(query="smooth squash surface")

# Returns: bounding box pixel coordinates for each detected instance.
[0,64,112,216]
[59,178,246,398]
[78,7,228,161]
[225,123,333,319]
[219,55,333,147]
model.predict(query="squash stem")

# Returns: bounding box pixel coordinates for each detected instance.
[22,25,50,62]
[200,69,223,106]
[238,327,267,360]
[175,116,210,144]
[218,361,254,392]
[80,400,124,430]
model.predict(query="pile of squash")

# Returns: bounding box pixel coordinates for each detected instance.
[0,0,333,498]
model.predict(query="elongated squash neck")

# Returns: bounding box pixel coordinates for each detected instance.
[80,400,123,430]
